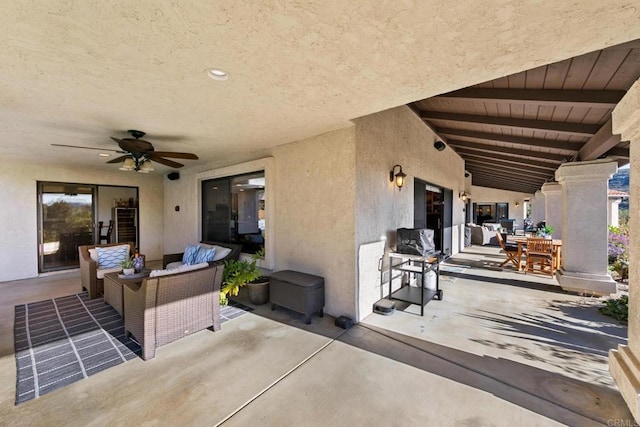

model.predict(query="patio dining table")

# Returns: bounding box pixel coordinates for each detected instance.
[510,236,562,271]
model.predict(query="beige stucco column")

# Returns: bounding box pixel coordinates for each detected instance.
[529,190,545,226]
[608,196,622,227]
[541,182,562,238]
[609,77,640,422]
[554,159,617,295]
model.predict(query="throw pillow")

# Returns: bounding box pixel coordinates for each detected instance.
[211,246,232,261]
[194,247,216,264]
[96,245,130,268]
[182,244,201,266]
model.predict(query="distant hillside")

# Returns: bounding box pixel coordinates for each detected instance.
[609,168,629,210]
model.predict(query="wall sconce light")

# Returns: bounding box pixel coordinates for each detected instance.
[434,140,446,151]
[515,201,520,207]
[459,191,468,202]
[389,165,407,191]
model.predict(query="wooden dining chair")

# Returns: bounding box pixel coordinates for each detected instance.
[525,237,555,277]
[496,233,522,269]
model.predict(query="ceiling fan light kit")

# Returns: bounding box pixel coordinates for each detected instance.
[51,129,199,173]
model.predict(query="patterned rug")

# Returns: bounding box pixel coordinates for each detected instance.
[14,293,251,404]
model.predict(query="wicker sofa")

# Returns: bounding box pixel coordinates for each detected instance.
[162,241,242,268]
[78,242,136,299]
[123,264,224,360]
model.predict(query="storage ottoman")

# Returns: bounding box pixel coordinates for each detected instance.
[270,270,325,324]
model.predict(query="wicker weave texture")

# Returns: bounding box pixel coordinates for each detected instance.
[78,242,135,299]
[123,264,223,360]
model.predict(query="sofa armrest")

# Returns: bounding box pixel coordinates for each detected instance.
[162,253,184,268]
[78,247,98,298]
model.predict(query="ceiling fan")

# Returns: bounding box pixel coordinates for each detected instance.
[51,129,199,172]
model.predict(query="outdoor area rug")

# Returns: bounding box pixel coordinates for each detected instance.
[14,293,252,404]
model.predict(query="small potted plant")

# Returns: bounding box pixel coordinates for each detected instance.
[120,257,136,276]
[220,248,269,305]
[538,225,555,239]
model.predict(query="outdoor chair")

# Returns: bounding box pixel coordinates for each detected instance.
[496,233,522,269]
[525,237,556,277]
[78,242,136,298]
[123,264,223,360]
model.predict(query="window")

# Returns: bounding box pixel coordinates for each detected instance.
[201,171,265,254]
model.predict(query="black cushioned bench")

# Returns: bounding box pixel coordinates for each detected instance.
[270,270,325,324]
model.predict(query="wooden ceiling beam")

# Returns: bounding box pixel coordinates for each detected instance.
[437,128,582,153]
[465,164,550,183]
[448,139,567,162]
[471,172,540,188]
[472,181,538,194]
[578,119,623,161]
[420,111,600,137]
[606,147,630,158]
[468,170,544,187]
[454,148,560,170]
[472,173,547,188]
[435,88,625,108]
[464,160,552,179]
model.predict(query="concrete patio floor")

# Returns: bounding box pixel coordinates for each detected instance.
[0,246,633,426]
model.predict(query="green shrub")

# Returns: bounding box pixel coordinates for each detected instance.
[599,295,628,321]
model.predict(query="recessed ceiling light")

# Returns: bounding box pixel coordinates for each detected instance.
[205,68,229,81]
[98,153,110,157]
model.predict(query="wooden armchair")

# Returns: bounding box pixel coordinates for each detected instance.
[525,238,556,277]
[78,242,135,298]
[496,233,522,269]
[123,264,224,360]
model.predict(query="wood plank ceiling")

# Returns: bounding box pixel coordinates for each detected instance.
[410,39,640,194]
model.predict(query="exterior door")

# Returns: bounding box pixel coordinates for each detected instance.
[38,182,96,272]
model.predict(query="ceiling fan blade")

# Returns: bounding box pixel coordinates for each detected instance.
[107,155,131,164]
[113,137,153,153]
[51,143,123,153]
[152,151,199,160]
[150,156,184,168]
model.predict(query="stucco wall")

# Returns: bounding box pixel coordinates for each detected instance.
[272,128,357,319]
[469,185,534,229]
[353,106,466,248]
[353,105,466,320]
[0,162,164,282]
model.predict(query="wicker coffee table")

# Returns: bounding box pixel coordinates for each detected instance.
[103,270,149,318]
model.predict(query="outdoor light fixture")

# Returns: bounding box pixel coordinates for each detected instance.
[434,140,446,151]
[515,201,520,207]
[459,191,468,202]
[389,164,407,191]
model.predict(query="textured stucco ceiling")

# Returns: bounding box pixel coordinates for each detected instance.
[2,1,640,173]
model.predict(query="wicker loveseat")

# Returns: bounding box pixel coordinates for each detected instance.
[78,242,136,299]
[162,241,242,268]
[123,264,224,360]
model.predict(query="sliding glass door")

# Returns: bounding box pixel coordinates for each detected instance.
[202,171,265,254]
[38,182,96,272]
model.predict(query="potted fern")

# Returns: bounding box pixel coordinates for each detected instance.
[220,249,269,305]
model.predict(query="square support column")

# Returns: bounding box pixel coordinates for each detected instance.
[610,77,640,423]
[530,190,545,226]
[541,182,562,238]
[608,197,622,227]
[554,159,617,295]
